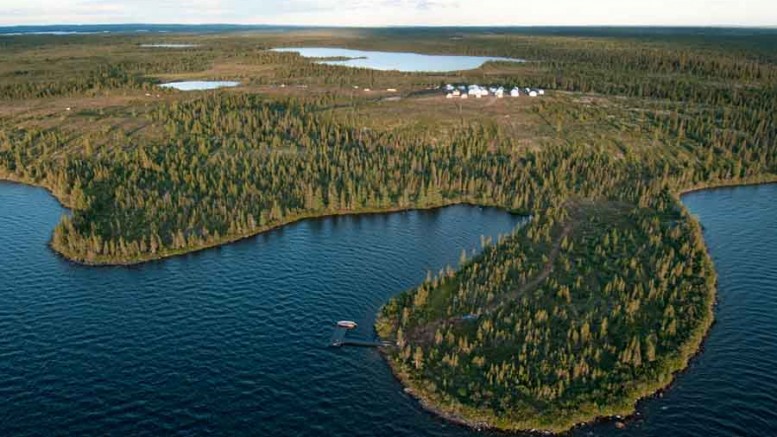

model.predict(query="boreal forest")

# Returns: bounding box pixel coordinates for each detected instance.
[1,27,775,432]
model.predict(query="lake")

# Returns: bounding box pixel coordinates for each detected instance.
[159,81,240,91]
[272,47,524,72]
[0,181,775,436]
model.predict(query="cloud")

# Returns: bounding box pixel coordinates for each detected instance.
[0,0,775,26]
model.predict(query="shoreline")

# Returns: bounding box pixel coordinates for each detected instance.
[0,176,527,267]
[52,201,527,267]
[2,172,773,267]
[0,172,75,210]
[676,176,777,197]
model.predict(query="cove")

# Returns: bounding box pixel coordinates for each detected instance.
[0,181,523,436]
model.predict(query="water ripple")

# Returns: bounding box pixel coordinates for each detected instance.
[0,181,528,437]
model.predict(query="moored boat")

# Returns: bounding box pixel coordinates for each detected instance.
[337,320,357,329]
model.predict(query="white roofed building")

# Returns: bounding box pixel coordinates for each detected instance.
[442,84,544,100]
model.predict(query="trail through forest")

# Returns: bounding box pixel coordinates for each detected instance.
[408,206,578,346]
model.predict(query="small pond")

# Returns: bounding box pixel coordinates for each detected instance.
[159,81,240,91]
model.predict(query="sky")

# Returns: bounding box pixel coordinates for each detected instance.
[1,0,775,27]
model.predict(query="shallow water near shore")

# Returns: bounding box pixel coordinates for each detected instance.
[0,181,775,436]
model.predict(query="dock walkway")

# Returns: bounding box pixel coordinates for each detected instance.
[330,326,393,348]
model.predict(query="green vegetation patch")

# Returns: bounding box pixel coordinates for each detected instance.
[378,200,716,432]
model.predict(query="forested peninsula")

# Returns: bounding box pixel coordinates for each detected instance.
[1,28,775,432]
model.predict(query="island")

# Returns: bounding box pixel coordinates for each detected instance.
[1,27,775,433]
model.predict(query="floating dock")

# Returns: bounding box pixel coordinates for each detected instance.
[330,325,394,348]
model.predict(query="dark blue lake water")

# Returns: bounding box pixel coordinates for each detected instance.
[0,181,775,436]
[0,181,523,436]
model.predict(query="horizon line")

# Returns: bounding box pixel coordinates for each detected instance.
[1,23,776,30]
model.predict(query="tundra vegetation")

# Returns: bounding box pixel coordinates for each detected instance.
[1,27,775,432]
